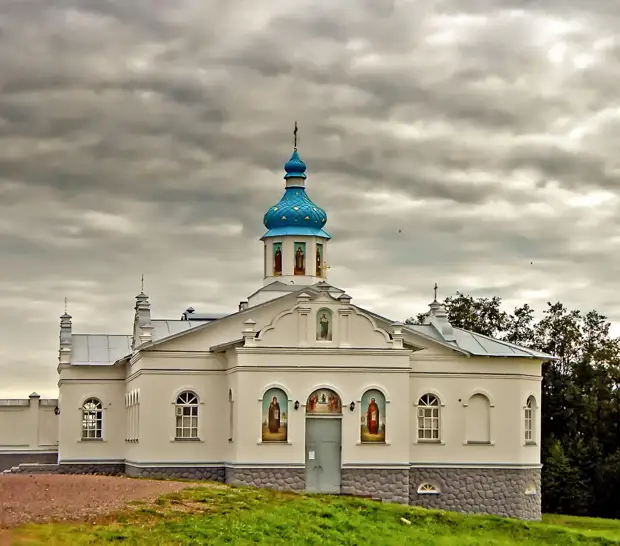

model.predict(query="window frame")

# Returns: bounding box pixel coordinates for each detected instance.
[81,398,103,440]
[524,396,536,445]
[416,394,441,442]
[175,391,200,441]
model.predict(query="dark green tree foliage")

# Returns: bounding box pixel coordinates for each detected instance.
[406,294,620,518]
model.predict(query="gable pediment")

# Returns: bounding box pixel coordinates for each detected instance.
[250,290,401,350]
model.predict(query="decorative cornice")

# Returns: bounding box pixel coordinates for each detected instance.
[235,347,412,356]
[409,372,541,380]
[227,365,410,373]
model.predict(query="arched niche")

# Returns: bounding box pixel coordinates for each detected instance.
[316,308,333,341]
[306,388,342,415]
[262,388,288,442]
[360,389,386,443]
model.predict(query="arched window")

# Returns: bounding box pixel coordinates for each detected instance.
[417,394,440,441]
[525,396,536,443]
[465,393,491,444]
[417,483,440,495]
[175,391,199,439]
[81,398,103,439]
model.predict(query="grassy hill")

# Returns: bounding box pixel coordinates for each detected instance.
[11,484,620,545]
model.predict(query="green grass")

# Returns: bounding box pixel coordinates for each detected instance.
[7,484,620,545]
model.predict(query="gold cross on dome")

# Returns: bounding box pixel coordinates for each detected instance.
[320,262,331,277]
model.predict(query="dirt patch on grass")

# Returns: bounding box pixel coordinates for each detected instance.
[0,474,195,528]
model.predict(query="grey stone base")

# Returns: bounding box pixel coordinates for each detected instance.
[125,464,225,482]
[59,463,126,475]
[0,451,58,471]
[341,468,409,504]
[225,467,305,492]
[409,467,541,520]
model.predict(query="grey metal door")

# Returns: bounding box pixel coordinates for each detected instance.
[305,418,342,494]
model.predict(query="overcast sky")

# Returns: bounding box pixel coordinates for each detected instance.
[1,1,619,397]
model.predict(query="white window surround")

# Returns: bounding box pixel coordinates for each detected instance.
[81,397,103,441]
[417,483,440,495]
[174,391,200,440]
[524,396,537,446]
[416,394,442,443]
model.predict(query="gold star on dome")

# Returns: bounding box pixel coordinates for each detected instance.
[273,207,278,211]
[304,216,310,220]
[293,206,299,210]
[282,216,287,220]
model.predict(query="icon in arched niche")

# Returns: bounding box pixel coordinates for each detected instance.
[294,242,306,275]
[273,242,283,276]
[316,308,333,341]
[262,388,288,442]
[360,389,386,443]
[306,388,341,415]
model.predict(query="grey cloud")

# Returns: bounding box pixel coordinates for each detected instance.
[1,0,620,395]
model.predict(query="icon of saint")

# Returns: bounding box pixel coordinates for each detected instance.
[366,397,379,435]
[268,396,280,433]
[319,313,330,340]
[295,245,305,274]
[274,247,282,275]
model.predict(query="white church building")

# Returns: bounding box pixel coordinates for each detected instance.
[0,142,554,520]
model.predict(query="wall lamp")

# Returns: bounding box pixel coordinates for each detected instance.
[349,402,356,411]
[54,406,60,415]
[294,401,300,410]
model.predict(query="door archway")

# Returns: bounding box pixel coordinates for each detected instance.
[305,388,342,493]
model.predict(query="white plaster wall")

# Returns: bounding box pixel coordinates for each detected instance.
[231,350,411,465]
[57,366,126,462]
[409,373,542,465]
[128,373,229,464]
[0,398,58,451]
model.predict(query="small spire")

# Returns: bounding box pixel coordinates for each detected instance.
[433,282,438,302]
[64,296,68,314]
[141,273,144,293]
[293,121,298,151]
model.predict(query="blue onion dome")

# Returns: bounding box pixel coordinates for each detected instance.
[262,150,330,239]
[284,150,307,180]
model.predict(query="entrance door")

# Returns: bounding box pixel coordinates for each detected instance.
[305,418,342,494]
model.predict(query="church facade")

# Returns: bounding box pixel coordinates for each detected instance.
[3,144,554,520]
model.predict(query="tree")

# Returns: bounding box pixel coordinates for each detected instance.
[405,292,620,518]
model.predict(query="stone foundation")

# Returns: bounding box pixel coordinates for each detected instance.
[341,468,409,504]
[409,467,541,520]
[225,467,306,491]
[59,463,126,475]
[125,464,225,482]
[0,451,58,471]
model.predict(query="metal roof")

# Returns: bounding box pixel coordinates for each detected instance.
[408,324,555,359]
[151,319,205,341]
[71,334,132,364]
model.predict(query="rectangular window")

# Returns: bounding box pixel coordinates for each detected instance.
[176,406,199,439]
[417,406,439,440]
[524,407,533,441]
[82,413,102,439]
